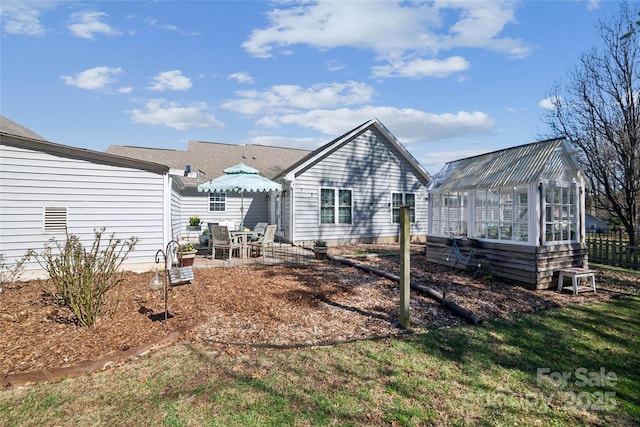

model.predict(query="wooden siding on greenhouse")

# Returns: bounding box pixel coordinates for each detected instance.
[425,236,588,289]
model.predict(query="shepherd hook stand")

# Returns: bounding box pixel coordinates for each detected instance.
[154,239,181,323]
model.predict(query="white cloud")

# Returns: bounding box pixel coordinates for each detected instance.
[118,86,134,94]
[223,81,375,114]
[61,66,123,90]
[0,1,56,35]
[145,17,177,31]
[372,56,470,78]
[438,2,530,59]
[68,11,121,40]
[257,106,495,143]
[538,96,561,110]
[586,0,600,11]
[148,70,192,91]
[128,99,224,130]
[228,72,254,84]
[325,60,344,72]
[243,1,531,64]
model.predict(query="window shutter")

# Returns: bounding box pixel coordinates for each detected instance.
[44,207,67,233]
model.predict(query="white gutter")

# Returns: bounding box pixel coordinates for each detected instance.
[163,174,172,248]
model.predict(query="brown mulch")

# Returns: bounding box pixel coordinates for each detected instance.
[1,245,638,380]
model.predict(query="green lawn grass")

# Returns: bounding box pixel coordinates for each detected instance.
[1,296,638,426]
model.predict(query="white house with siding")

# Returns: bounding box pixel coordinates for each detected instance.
[0,116,174,279]
[107,140,311,240]
[276,119,432,245]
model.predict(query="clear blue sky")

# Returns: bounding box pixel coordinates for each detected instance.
[0,0,626,174]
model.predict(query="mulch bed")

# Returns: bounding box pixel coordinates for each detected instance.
[1,246,638,385]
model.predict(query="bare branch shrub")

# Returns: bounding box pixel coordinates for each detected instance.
[0,251,33,293]
[34,228,138,327]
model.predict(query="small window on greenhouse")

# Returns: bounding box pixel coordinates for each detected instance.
[475,187,528,242]
[392,193,415,223]
[544,185,577,242]
[320,188,352,225]
[431,192,467,236]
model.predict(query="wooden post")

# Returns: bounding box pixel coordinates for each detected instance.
[399,205,410,329]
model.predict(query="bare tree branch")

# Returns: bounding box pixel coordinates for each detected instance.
[544,2,640,245]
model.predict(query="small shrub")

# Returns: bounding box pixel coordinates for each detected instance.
[34,228,138,327]
[0,251,33,292]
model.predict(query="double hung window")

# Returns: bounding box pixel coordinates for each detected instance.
[392,193,415,223]
[320,188,352,224]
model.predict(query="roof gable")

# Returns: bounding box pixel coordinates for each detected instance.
[279,118,431,184]
[429,138,584,192]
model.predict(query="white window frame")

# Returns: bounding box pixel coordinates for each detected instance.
[319,187,352,225]
[208,193,226,212]
[475,186,529,242]
[430,192,468,236]
[392,193,416,223]
[543,183,578,243]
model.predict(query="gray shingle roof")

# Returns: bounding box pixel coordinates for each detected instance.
[106,141,311,184]
[0,115,47,141]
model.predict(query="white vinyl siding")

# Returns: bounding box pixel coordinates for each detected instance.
[287,127,428,243]
[0,143,166,275]
[181,188,268,232]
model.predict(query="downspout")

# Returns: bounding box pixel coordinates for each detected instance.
[290,181,296,243]
[163,174,172,249]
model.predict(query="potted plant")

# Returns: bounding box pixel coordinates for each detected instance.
[187,216,202,232]
[199,228,209,246]
[313,240,328,260]
[176,243,197,267]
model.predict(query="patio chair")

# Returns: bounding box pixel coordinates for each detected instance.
[210,225,242,260]
[250,222,269,241]
[248,224,277,259]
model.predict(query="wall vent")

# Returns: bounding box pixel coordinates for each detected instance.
[44,207,68,233]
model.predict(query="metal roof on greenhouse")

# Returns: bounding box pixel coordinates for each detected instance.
[428,138,583,192]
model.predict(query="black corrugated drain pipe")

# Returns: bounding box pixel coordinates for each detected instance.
[328,255,483,325]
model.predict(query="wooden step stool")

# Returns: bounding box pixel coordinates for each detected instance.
[557,267,596,294]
